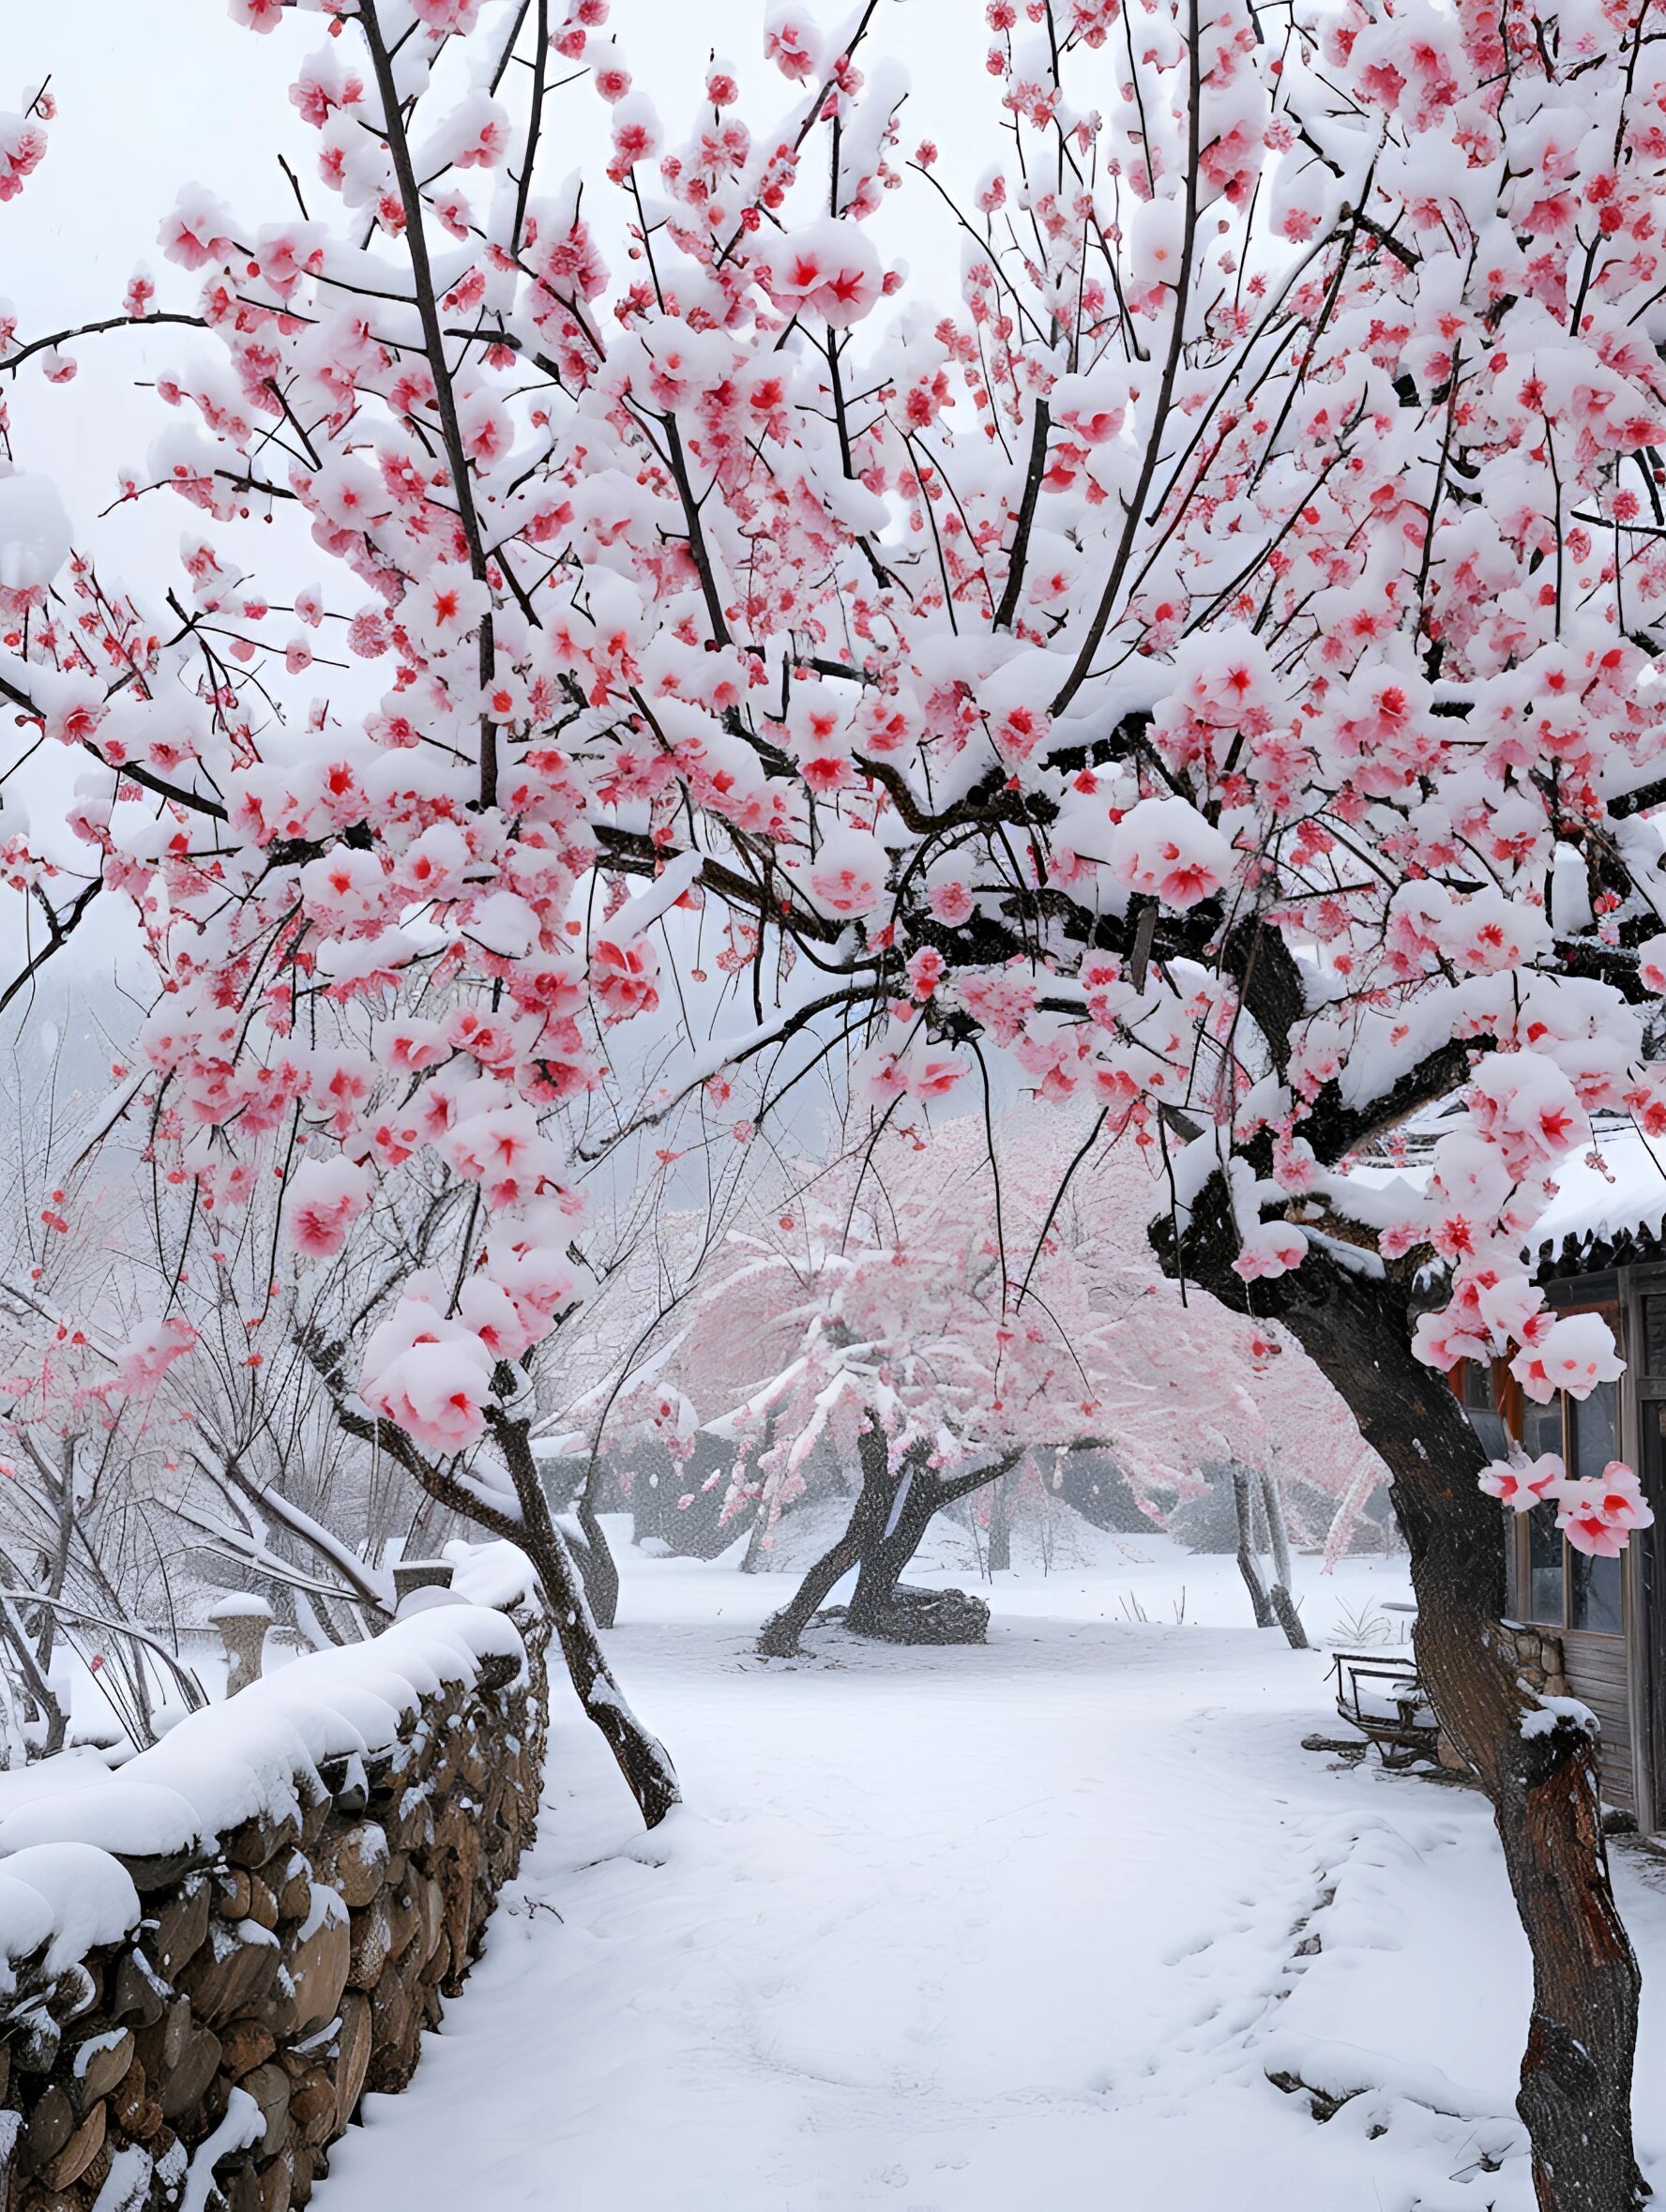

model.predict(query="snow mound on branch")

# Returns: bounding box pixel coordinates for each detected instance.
[755,218,883,327]
[1109,795,1234,912]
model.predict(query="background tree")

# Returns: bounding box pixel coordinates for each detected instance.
[612,1113,1373,1652]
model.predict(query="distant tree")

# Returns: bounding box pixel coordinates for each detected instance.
[613,1117,1372,1652]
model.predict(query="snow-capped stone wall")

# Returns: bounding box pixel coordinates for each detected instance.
[0,1556,549,2212]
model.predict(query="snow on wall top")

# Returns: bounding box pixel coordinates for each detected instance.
[0,1592,530,1992]
[444,1538,542,1614]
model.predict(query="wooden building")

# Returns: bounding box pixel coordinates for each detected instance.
[1458,1129,1666,1827]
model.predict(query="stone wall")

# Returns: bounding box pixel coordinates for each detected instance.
[0,1570,548,2212]
[1497,1620,1571,1703]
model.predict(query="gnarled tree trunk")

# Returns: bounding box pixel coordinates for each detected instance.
[846,1444,940,1632]
[759,1436,1022,1655]
[758,1424,898,1656]
[1174,1193,1644,2210]
[846,1447,1023,1631]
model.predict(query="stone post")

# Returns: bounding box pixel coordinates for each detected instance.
[392,1560,455,1607]
[209,1596,272,1697]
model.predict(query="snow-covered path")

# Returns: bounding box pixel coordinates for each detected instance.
[315,1542,1666,2211]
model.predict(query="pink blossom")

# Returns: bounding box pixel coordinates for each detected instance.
[907,947,944,1000]
[0,118,48,203]
[1110,796,1233,912]
[114,1315,198,1395]
[1557,1463,1655,1556]
[160,188,236,271]
[764,11,823,79]
[809,827,887,917]
[1510,1311,1626,1405]
[926,875,974,926]
[284,1157,373,1258]
[1232,1224,1308,1281]
[1478,1451,1563,1513]
[758,220,884,328]
[458,1276,538,1360]
[360,1296,494,1456]
[386,1019,449,1072]
[447,1102,550,1208]
[592,935,661,1022]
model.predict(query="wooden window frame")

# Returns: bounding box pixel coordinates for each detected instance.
[1455,1298,1627,1640]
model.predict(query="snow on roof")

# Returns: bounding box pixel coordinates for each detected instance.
[1531,1124,1666,1277]
[1342,1121,1666,1280]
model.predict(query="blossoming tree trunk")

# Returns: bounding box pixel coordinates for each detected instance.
[1174,1186,1644,2210]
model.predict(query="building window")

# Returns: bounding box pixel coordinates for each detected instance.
[1461,1358,1509,1461]
[1458,1327,1625,1640]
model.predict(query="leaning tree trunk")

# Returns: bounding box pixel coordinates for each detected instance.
[493,1417,681,1828]
[1177,1202,1644,2210]
[1231,1464,1276,1628]
[1259,1470,1309,1651]
[574,1455,621,1630]
[846,1445,941,1632]
[845,1447,1025,1632]
[757,1425,898,1657]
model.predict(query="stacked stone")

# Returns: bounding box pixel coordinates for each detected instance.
[0,1605,548,2212]
[1497,1622,1572,1703]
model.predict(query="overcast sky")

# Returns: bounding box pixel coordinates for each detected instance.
[5,0,995,750]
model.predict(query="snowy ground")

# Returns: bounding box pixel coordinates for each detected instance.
[313,1527,1666,2212]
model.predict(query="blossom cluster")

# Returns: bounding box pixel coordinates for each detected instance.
[1480,1454,1656,1560]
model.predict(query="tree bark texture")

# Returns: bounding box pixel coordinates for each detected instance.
[987,1474,1012,1575]
[1169,1187,1644,2210]
[575,1465,621,1631]
[847,1446,940,1632]
[1260,1471,1309,1650]
[309,1329,679,1828]
[845,1447,1023,1630]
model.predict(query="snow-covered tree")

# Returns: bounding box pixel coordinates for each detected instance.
[5,0,1666,2182]
[616,1115,1375,1650]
